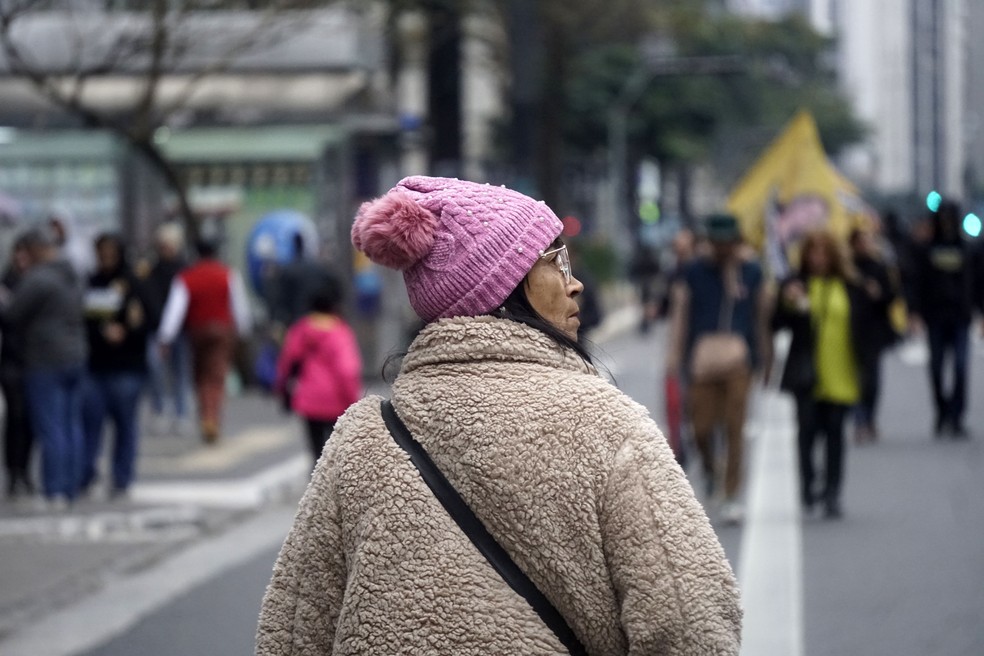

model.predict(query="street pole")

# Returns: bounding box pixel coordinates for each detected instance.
[606,54,744,253]
[608,105,631,258]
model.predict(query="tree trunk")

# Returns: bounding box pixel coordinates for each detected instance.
[535,20,567,208]
[426,3,462,177]
[506,0,541,196]
[677,163,693,226]
[132,139,200,245]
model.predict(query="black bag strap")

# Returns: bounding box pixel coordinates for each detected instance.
[380,400,587,656]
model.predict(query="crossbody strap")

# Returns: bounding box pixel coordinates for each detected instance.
[380,400,587,656]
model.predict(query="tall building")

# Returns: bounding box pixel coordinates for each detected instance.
[732,0,974,200]
[834,0,969,199]
[965,1,984,196]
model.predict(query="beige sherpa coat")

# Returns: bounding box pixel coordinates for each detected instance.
[256,316,741,655]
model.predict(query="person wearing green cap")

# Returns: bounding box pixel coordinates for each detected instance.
[667,214,773,525]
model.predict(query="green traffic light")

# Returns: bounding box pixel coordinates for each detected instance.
[963,213,982,238]
[926,191,942,212]
[639,200,661,224]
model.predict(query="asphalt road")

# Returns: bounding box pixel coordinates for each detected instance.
[81,328,984,656]
[83,544,280,656]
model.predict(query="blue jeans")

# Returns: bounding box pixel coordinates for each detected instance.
[23,365,85,499]
[82,371,146,492]
[927,320,970,426]
[147,334,190,419]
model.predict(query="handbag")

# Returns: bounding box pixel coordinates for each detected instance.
[689,268,749,383]
[380,400,588,656]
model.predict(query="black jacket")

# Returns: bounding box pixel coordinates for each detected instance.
[84,266,150,373]
[144,258,185,331]
[0,266,25,371]
[854,254,899,353]
[772,275,872,396]
[911,238,978,324]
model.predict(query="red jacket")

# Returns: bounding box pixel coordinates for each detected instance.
[180,260,233,330]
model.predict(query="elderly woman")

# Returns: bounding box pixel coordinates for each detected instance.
[256,177,741,655]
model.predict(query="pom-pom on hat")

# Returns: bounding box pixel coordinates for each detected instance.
[351,176,564,322]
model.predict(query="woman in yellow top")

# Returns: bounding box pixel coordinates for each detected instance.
[774,231,872,519]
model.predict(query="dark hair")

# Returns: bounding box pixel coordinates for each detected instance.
[20,226,57,251]
[798,230,856,281]
[94,232,127,269]
[931,199,961,243]
[292,233,306,259]
[309,279,343,314]
[499,281,593,365]
[196,239,218,258]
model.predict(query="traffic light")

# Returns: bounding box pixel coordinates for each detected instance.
[926,190,942,212]
[963,213,982,238]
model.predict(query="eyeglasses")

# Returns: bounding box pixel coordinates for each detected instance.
[538,244,572,284]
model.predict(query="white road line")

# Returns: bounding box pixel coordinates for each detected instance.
[0,504,296,656]
[131,453,310,508]
[739,389,804,656]
[138,425,296,475]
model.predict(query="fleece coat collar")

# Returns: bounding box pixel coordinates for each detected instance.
[400,315,597,377]
[257,315,742,655]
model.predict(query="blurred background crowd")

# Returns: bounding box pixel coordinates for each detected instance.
[0,0,981,509]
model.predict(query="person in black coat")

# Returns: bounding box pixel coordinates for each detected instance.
[849,228,900,442]
[81,234,150,497]
[773,230,873,518]
[0,237,35,497]
[910,199,980,438]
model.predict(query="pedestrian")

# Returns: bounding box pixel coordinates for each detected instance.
[0,227,87,510]
[142,222,193,436]
[0,237,35,498]
[275,280,362,466]
[256,176,741,655]
[910,199,981,438]
[158,239,252,443]
[849,227,899,442]
[657,228,696,319]
[80,234,150,499]
[628,245,660,332]
[666,214,772,524]
[268,233,340,331]
[774,230,869,519]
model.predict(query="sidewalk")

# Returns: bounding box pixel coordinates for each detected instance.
[0,391,309,642]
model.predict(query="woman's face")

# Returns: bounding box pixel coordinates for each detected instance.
[96,240,121,272]
[524,243,584,340]
[805,242,832,277]
[12,246,31,272]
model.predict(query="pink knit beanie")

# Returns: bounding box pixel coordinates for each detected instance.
[351,176,564,322]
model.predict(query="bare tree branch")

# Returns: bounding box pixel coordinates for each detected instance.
[156,0,331,123]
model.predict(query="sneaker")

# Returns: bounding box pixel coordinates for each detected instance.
[201,421,220,445]
[721,500,744,525]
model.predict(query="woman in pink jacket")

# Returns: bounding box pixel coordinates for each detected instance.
[276,282,362,464]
